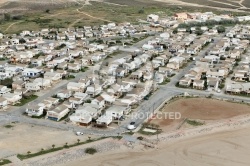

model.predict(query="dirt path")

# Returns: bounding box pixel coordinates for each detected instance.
[3,21,23,33]
[68,0,111,28]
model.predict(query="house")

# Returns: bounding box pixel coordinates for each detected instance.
[206,70,225,79]
[91,96,105,108]
[68,63,81,72]
[167,57,185,70]
[105,105,131,119]
[57,90,72,99]
[147,14,159,22]
[2,93,22,105]
[126,87,149,101]
[207,77,220,91]
[0,97,8,109]
[100,92,116,104]
[193,79,205,89]
[22,68,42,78]
[229,49,241,59]
[44,72,62,82]
[96,115,113,127]
[85,84,102,96]
[0,85,11,95]
[67,82,85,92]
[33,78,52,89]
[38,100,53,110]
[70,110,92,126]
[174,13,188,20]
[226,82,250,94]
[77,103,102,119]
[26,105,45,117]
[69,97,84,105]
[179,77,192,87]
[46,105,70,121]
[44,97,59,105]
[74,92,89,100]
[234,70,248,81]
[118,96,137,106]
[25,82,41,91]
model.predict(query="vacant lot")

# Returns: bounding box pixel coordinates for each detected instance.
[0,123,97,158]
[151,98,250,131]
[61,126,250,166]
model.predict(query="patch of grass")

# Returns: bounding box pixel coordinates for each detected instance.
[85,147,97,155]
[186,119,204,126]
[65,75,75,80]
[0,159,12,165]
[4,124,14,128]
[17,147,64,160]
[80,67,88,72]
[14,95,38,106]
[159,78,171,85]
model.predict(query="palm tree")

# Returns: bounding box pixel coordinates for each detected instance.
[27,151,31,155]
[77,139,80,144]
[52,144,55,149]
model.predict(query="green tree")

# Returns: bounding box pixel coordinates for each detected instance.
[4,13,11,21]
[52,144,55,149]
[195,27,203,36]
[217,26,226,33]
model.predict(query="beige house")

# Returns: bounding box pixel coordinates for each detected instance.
[46,105,69,121]
[193,79,205,89]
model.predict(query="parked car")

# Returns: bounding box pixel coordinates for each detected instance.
[127,121,136,130]
[76,132,83,136]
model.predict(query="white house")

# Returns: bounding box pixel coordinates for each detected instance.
[67,82,85,92]
[46,105,69,121]
[0,85,11,96]
[25,82,41,91]
[96,115,113,126]
[22,68,42,78]
[26,105,45,117]
[2,93,22,105]
[57,90,72,99]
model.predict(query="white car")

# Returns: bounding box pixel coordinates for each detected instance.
[127,122,136,130]
[76,132,83,136]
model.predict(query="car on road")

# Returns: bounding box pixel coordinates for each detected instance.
[127,121,136,130]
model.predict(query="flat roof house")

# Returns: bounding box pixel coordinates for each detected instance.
[46,105,69,121]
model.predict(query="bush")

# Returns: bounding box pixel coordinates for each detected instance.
[0,159,11,165]
[85,148,97,155]
[217,26,226,33]
[138,9,144,14]
[186,119,204,126]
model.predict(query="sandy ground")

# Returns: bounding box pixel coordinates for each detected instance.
[151,98,250,132]
[57,126,250,166]
[0,123,97,158]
